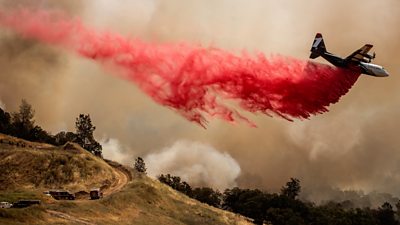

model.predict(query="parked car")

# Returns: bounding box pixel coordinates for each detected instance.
[11,200,40,208]
[90,188,103,200]
[0,201,12,209]
[49,190,75,200]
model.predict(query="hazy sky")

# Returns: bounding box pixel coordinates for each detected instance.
[0,0,399,201]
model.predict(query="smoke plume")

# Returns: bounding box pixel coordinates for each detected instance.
[145,140,241,190]
[100,138,133,165]
[0,9,359,127]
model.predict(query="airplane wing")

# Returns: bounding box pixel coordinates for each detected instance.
[345,44,373,62]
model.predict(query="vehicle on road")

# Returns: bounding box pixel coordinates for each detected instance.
[11,200,40,208]
[0,201,12,208]
[49,190,75,200]
[90,188,103,200]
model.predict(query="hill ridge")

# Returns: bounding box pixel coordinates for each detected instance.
[0,133,253,225]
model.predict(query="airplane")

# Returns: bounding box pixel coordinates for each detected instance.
[309,33,389,77]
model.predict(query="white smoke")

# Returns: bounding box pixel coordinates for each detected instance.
[145,140,241,190]
[81,0,156,36]
[100,138,133,165]
[288,108,366,161]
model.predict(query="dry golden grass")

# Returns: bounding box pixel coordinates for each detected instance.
[0,134,253,225]
[0,135,116,192]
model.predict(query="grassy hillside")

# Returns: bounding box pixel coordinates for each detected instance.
[0,134,116,192]
[0,134,253,225]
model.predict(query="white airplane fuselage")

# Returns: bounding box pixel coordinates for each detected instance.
[359,62,389,77]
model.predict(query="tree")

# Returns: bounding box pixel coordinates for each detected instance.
[222,187,243,211]
[0,107,11,134]
[281,178,301,199]
[157,174,192,196]
[192,187,222,208]
[134,157,147,173]
[223,187,268,225]
[54,131,77,146]
[11,99,35,139]
[54,131,67,146]
[30,125,54,144]
[158,174,170,184]
[395,200,400,219]
[14,99,35,127]
[65,132,77,143]
[266,208,306,225]
[158,174,178,188]
[179,181,193,196]
[376,202,397,225]
[75,114,102,156]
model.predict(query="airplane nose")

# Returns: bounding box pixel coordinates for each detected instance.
[384,70,390,77]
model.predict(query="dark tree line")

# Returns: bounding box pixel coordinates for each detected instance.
[158,173,223,208]
[0,100,102,156]
[158,173,399,225]
[158,174,193,196]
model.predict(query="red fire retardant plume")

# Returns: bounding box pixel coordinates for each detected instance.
[0,9,360,127]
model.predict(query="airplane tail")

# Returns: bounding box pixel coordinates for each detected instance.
[310,33,326,59]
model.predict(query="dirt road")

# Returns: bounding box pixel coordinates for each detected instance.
[47,162,132,224]
[103,163,130,195]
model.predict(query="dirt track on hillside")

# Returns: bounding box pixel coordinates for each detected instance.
[46,162,132,224]
[103,163,130,196]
